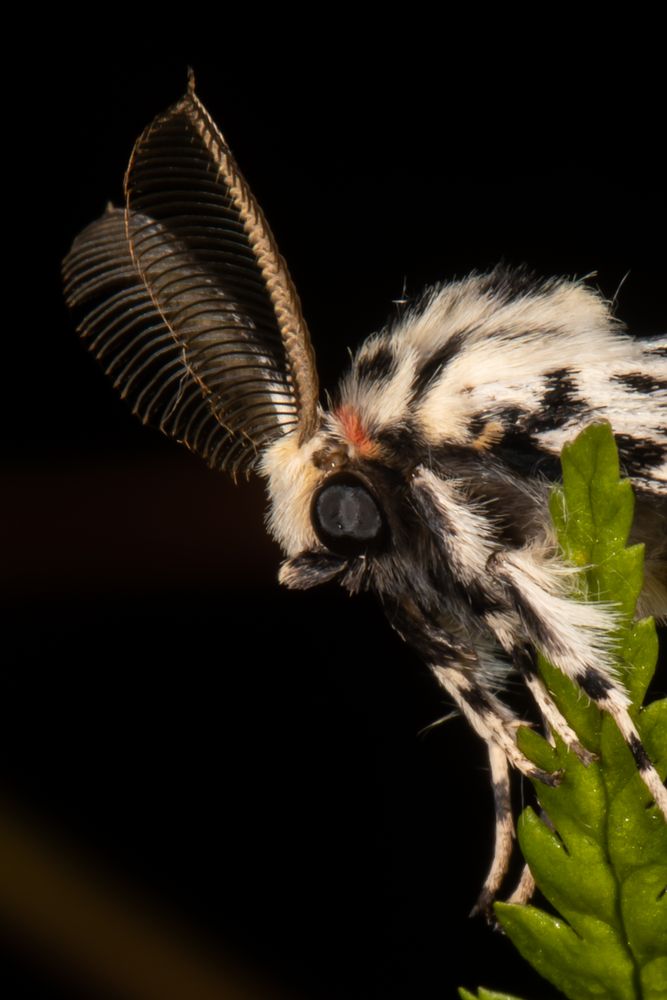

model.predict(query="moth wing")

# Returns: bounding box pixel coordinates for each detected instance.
[63,80,319,477]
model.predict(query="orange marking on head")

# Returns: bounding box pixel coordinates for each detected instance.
[336,405,378,457]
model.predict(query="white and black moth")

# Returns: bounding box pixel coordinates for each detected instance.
[63,77,667,914]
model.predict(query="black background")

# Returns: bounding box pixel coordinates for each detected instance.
[3,38,665,999]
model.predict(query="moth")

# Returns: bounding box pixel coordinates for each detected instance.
[63,75,667,914]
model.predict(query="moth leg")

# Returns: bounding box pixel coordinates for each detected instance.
[581,677,667,820]
[508,803,559,905]
[470,742,515,919]
[431,665,562,787]
[490,550,667,823]
[524,654,667,820]
[514,649,597,766]
[507,863,536,906]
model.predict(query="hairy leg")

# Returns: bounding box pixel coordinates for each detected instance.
[471,742,515,918]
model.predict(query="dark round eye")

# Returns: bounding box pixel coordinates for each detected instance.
[312,472,386,556]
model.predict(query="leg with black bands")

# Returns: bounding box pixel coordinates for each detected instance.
[471,742,515,918]
[514,648,597,766]
[431,664,562,787]
[577,671,667,820]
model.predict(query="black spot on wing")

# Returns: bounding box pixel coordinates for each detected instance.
[410,332,466,401]
[492,405,527,428]
[530,368,588,433]
[616,433,667,473]
[466,371,587,480]
[613,371,667,394]
[483,369,584,438]
[471,404,562,481]
[355,344,395,383]
[480,404,555,473]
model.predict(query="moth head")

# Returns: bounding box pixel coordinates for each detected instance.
[261,408,410,591]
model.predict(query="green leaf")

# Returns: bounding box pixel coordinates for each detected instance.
[620,619,660,713]
[490,423,667,1000]
[495,902,636,1000]
[514,807,617,933]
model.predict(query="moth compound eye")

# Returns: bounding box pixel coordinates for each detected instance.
[312,472,387,556]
